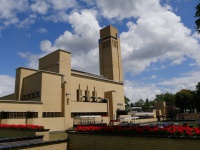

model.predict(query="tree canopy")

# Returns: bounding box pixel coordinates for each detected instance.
[195,3,200,33]
[175,89,194,113]
[154,93,175,106]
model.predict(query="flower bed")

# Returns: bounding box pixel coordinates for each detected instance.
[0,124,44,131]
[0,124,49,141]
[75,125,200,137]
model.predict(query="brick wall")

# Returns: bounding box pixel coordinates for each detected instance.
[67,132,200,150]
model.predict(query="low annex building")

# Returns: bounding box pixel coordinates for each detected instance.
[0,25,125,131]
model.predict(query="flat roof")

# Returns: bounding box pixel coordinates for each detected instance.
[71,69,123,84]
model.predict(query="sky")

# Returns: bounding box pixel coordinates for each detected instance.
[0,0,200,103]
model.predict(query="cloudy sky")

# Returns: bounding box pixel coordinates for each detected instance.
[0,0,200,103]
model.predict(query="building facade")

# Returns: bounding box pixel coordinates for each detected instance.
[0,25,125,131]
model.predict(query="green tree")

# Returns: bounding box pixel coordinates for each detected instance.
[175,89,194,113]
[134,99,144,107]
[195,82,200,111]
[154,93,176,119]
[143,98,150,110]
[130,103,134,107]
[124,96,130,107]
[195,3,200,33]
[154,92,175,106]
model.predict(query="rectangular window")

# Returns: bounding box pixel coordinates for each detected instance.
[31,93,35,98]
[27,112,38,118]
[27,94,30,99]
[42,112,63,118]
[36,91,40,97]
[43,112,46,117]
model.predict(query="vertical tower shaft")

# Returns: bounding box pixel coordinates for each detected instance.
[99,25,123,82]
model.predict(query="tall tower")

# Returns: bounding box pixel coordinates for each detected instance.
[99,25,123,82]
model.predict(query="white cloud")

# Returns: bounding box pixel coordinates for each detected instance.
[18,52,42,69]
[39,10,101,72]
[0,0,76,30]
[170,58,185,66]
[19,9,101,73]
[96,0,168,20]
[16,16,36,28]
[125,70,200,103]
[37,28,48,33]
[0,0,28,26]
[119,5,200,75]
[0,75,15,97]
[124,80,162,103]
[31,0,49,15]
[40,40,54,53]
[49,0,76,11]
[0,0,28,19]
[151,75,157,79]
[159,71,200,93]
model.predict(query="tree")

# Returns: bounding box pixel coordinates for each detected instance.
[124,96,130,107]
[134,99,144,107]
[130,103,134,107]
[175,89,195,113]
[154,93,175,106]
[154,93,176,119]
[195,82,200,111]
[143,98,150,110]
[195,3,200,33]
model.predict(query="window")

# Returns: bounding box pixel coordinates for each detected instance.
[42,112,63,118]
[22,95,26,100]
[27,112,38,118]
[36,91,40,97]
[0,112,37,119]
[102,42,105,49]
[71,112,108,118]
[31,93,35,98]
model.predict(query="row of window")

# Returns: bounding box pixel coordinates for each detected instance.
[102,39,118,49]
[0,112,38,119]
[41,62,58,70]
[0,111,64,119]
[21,91,40,100]
[42,112,64,118]
[71,112,108,118]
[0,111,108,119]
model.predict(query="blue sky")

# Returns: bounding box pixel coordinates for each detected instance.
[0,0,200,103]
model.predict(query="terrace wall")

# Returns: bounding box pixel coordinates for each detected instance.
[67,132,200,150]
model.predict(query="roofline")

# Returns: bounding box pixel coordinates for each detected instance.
[0,100,43,104]
[100,25,118,31]
[16,67,38,72]
[16,67,64,76]
[39,49,71,60]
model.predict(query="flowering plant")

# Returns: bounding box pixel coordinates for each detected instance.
[0,124,45,131]
[75,125,200,137]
